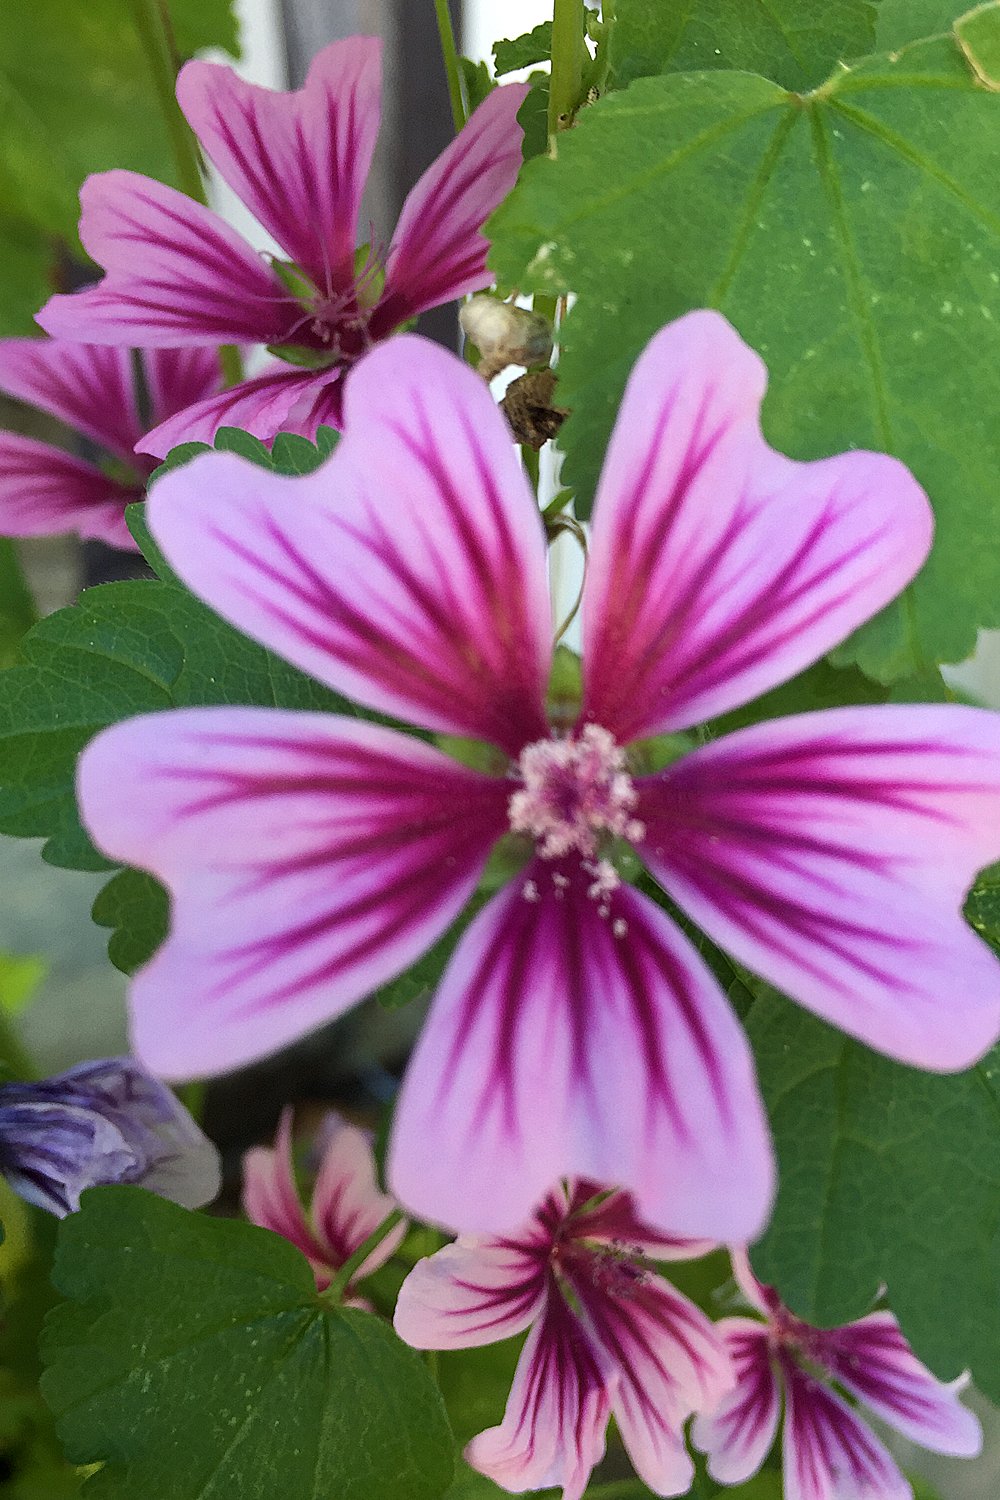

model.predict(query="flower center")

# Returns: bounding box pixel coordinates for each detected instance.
[508,723,644,864]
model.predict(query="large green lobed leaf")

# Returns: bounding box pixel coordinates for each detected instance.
[489,26,1000,679]
[40,1188,454,1500]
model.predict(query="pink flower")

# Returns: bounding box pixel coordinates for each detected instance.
[242,1106,405,1294]
[692,1252,982,1500]
[76,312,1000,1240]
[0,339,220,547]
[395,1181,732,1499]
[36,38,528,457]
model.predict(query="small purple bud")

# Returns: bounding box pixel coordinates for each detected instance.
[0,1057,221,1216]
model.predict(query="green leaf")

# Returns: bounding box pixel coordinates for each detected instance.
[0,540,37,666]
[876,1,966,50]
[0,0,239,333]
[747,990,1000,1401]
[490,33,1000,678]
[90,871,168,975]
[460,57,495,114]
[40,1187,454,1500]
[607,0,878,91]
[494,22,553,76]
[518,77,551,162]
[965,860,1000,952]
[0,950,47,1017]
[955,1,1000,87]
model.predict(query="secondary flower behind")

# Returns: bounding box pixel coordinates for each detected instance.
[242,1106,405,1294]
[77,312,1000,1241]
[0,1056,220,1216]
[395,1181,731,1500]
[37,37,528,455]
[692,1252,981,1500]
[0,340,220,547]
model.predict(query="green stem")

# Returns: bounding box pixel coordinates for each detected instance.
[324,1208,405,1303]
[523,443,541,493]
[548,0,585,145]
[434,0,467,131]
[129,0,207,205]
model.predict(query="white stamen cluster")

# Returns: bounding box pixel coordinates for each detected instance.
[509,724,645,862]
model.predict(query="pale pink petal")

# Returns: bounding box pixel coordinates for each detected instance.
[567,1184,716,1263]
[394,1237,549,1350]
[374,84,530,332]
[465,1295,611,1500]
[782,1360,910,1500]
[0,433,135,548]
[37,172,301,347]
[580,312,931,744]
[147,337,552,753]
[389,860,774,1240]
[818,1311,982,1457]
[571,1267,732,1495]
[143,347,224,431]
[731,1247,779,1317]
[138,363,338,457]
[76,709,508,1079]
[309,1114,406,1278]
[639,704,1000,1069]
[242,1106,330,1268]
[691,1319,780,1486]
[178,38,381,293]
[0,339,140,462]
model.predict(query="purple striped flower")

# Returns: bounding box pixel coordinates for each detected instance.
[76,312,1000,1241]
[242,1106,405,1294]
[0,340,220,547]
[36,38,528,457]
[0,1057,220,1216]
[395,1180,731,1500]
[692,1252,982,1500]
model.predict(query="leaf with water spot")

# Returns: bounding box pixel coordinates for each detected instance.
[489,32,1000,678]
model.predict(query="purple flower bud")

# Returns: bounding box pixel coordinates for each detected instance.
[0,1057,221,1216]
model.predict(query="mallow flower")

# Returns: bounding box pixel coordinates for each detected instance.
[36,37,528,456]
[242,1106,406,1293]
[77,312,1000,1241]
[0,339,220,547]
[0,1056,220,1215]
[394,1180,732,1499]
[692,1252,982,1500]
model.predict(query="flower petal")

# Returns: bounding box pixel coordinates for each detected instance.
[818,1311,982,1457]
[177,38,381,294]
[374,84,530,332]
[389,860,774,1239]
[692,1319,781,1487]
[571,1267,732,1495]
[782,1360,910,1500]
[137,363,338,457]
[638,705,1000,1069]
[142,347,224,432]
[0,433,135,547]
[465,1295,611,1500]
[580,311,931,743]
[0,339,140,462]
[567,1184,716,1263]
[77,709,508,1078]
[147,336,552,753]
[242,1107,330,1268]
[310,1114,406,1279]
[37,172,300,347]
[394,1237,548,1350]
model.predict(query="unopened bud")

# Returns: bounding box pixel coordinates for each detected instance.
[460,295,552,380]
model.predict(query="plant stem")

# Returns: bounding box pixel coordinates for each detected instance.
[434,0,467,131]
[129,0,207,206]
[549,0,585,145]
[324,1208,405,1303]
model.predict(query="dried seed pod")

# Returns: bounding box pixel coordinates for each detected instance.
[460,295,553,380]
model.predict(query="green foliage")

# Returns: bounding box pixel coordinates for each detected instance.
[90,871,169,976]
[0,950,47,1017]
[459,58,495,114]
[494,23,553,76]
[0,542,37,668]
[40,1188,455,1500]
[489,27,1000,679]
[876,0,969,49]
[747,989,1000,1401]
[606,0,879,92]
[0,0,239,333]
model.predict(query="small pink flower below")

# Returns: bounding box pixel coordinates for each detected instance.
[242,1106,405,1295]
[395,1180,733,1499]
[692,1252,982,1500]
